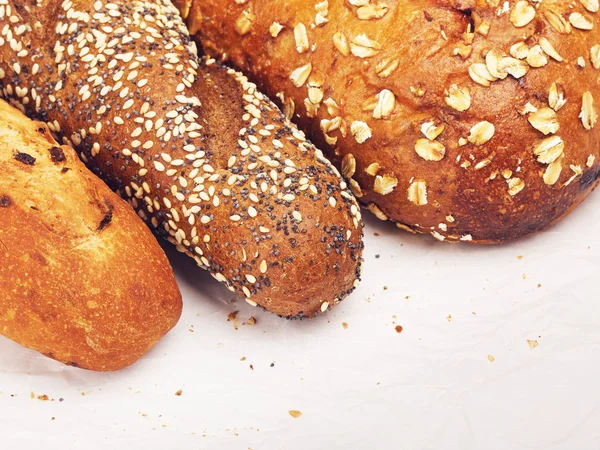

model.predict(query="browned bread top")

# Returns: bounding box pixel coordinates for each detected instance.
[181,0,600,243]
[0,0,364,318]
[0,99,182,371]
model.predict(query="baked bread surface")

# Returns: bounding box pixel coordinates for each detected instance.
[0,0,364,318]
[0,99,182,371]
[179,0,600,243]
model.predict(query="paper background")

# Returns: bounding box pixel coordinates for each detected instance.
[1,192,599,450]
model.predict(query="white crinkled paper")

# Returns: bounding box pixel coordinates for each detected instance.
[1,193,600,450]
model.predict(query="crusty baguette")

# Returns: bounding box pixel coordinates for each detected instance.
[0,0,363,318]
[178,0,600,244]
[0,99,182,371]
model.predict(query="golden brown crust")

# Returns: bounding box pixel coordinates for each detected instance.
[180,0,600,243]
[0,100,182,371]
[0,0,363,318]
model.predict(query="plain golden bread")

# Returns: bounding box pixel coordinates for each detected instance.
[0,0,364,318]
[179,0,600,243]
[0,100,182,371]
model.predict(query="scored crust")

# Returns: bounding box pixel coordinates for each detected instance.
[180,0,600,244]
[0,0,363,318]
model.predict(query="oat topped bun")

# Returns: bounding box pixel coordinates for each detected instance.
[179,0,600,243]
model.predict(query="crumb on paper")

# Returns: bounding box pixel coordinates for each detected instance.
[383,286,388,290]
[405,295,410,300]
[247,316,256,325]
[395,325,403,333]
[522,273,527,280]
[342,322,348,329]
[37,394,49,401]
[374,232,380,236]
[446,314,452,322]
[249,364,254,371]
[487,355,495,362]
[517,255,523,260]
[240,356,246,361]
[289,410,302,419]
[538,283,542,288]
[175,390,183,396]
[527,339,540,349]
[228,311,239,330]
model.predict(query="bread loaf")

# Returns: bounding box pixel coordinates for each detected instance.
[0,99,182,371]
[178,0,600,243]
[0,0,363,318]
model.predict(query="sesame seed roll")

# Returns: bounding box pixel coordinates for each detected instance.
[0,0,364,318]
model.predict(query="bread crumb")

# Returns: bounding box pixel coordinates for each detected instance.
[342,322,348,329]
[517,255,523,260]
[175,390,183,396]
[487,355,495,362]
[527,339,540,349]
[446,314,452,322]
[289,410,302,418]
[383,285,388,290]
[247,316,256,325]
[395,325,403,333]
[228,311,239,330]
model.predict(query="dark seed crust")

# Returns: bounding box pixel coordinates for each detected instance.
[0,195,12,207]
[0,0,364,317]
[178,0,600,244]
[50,146,66,163]
[14,151,35,165]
